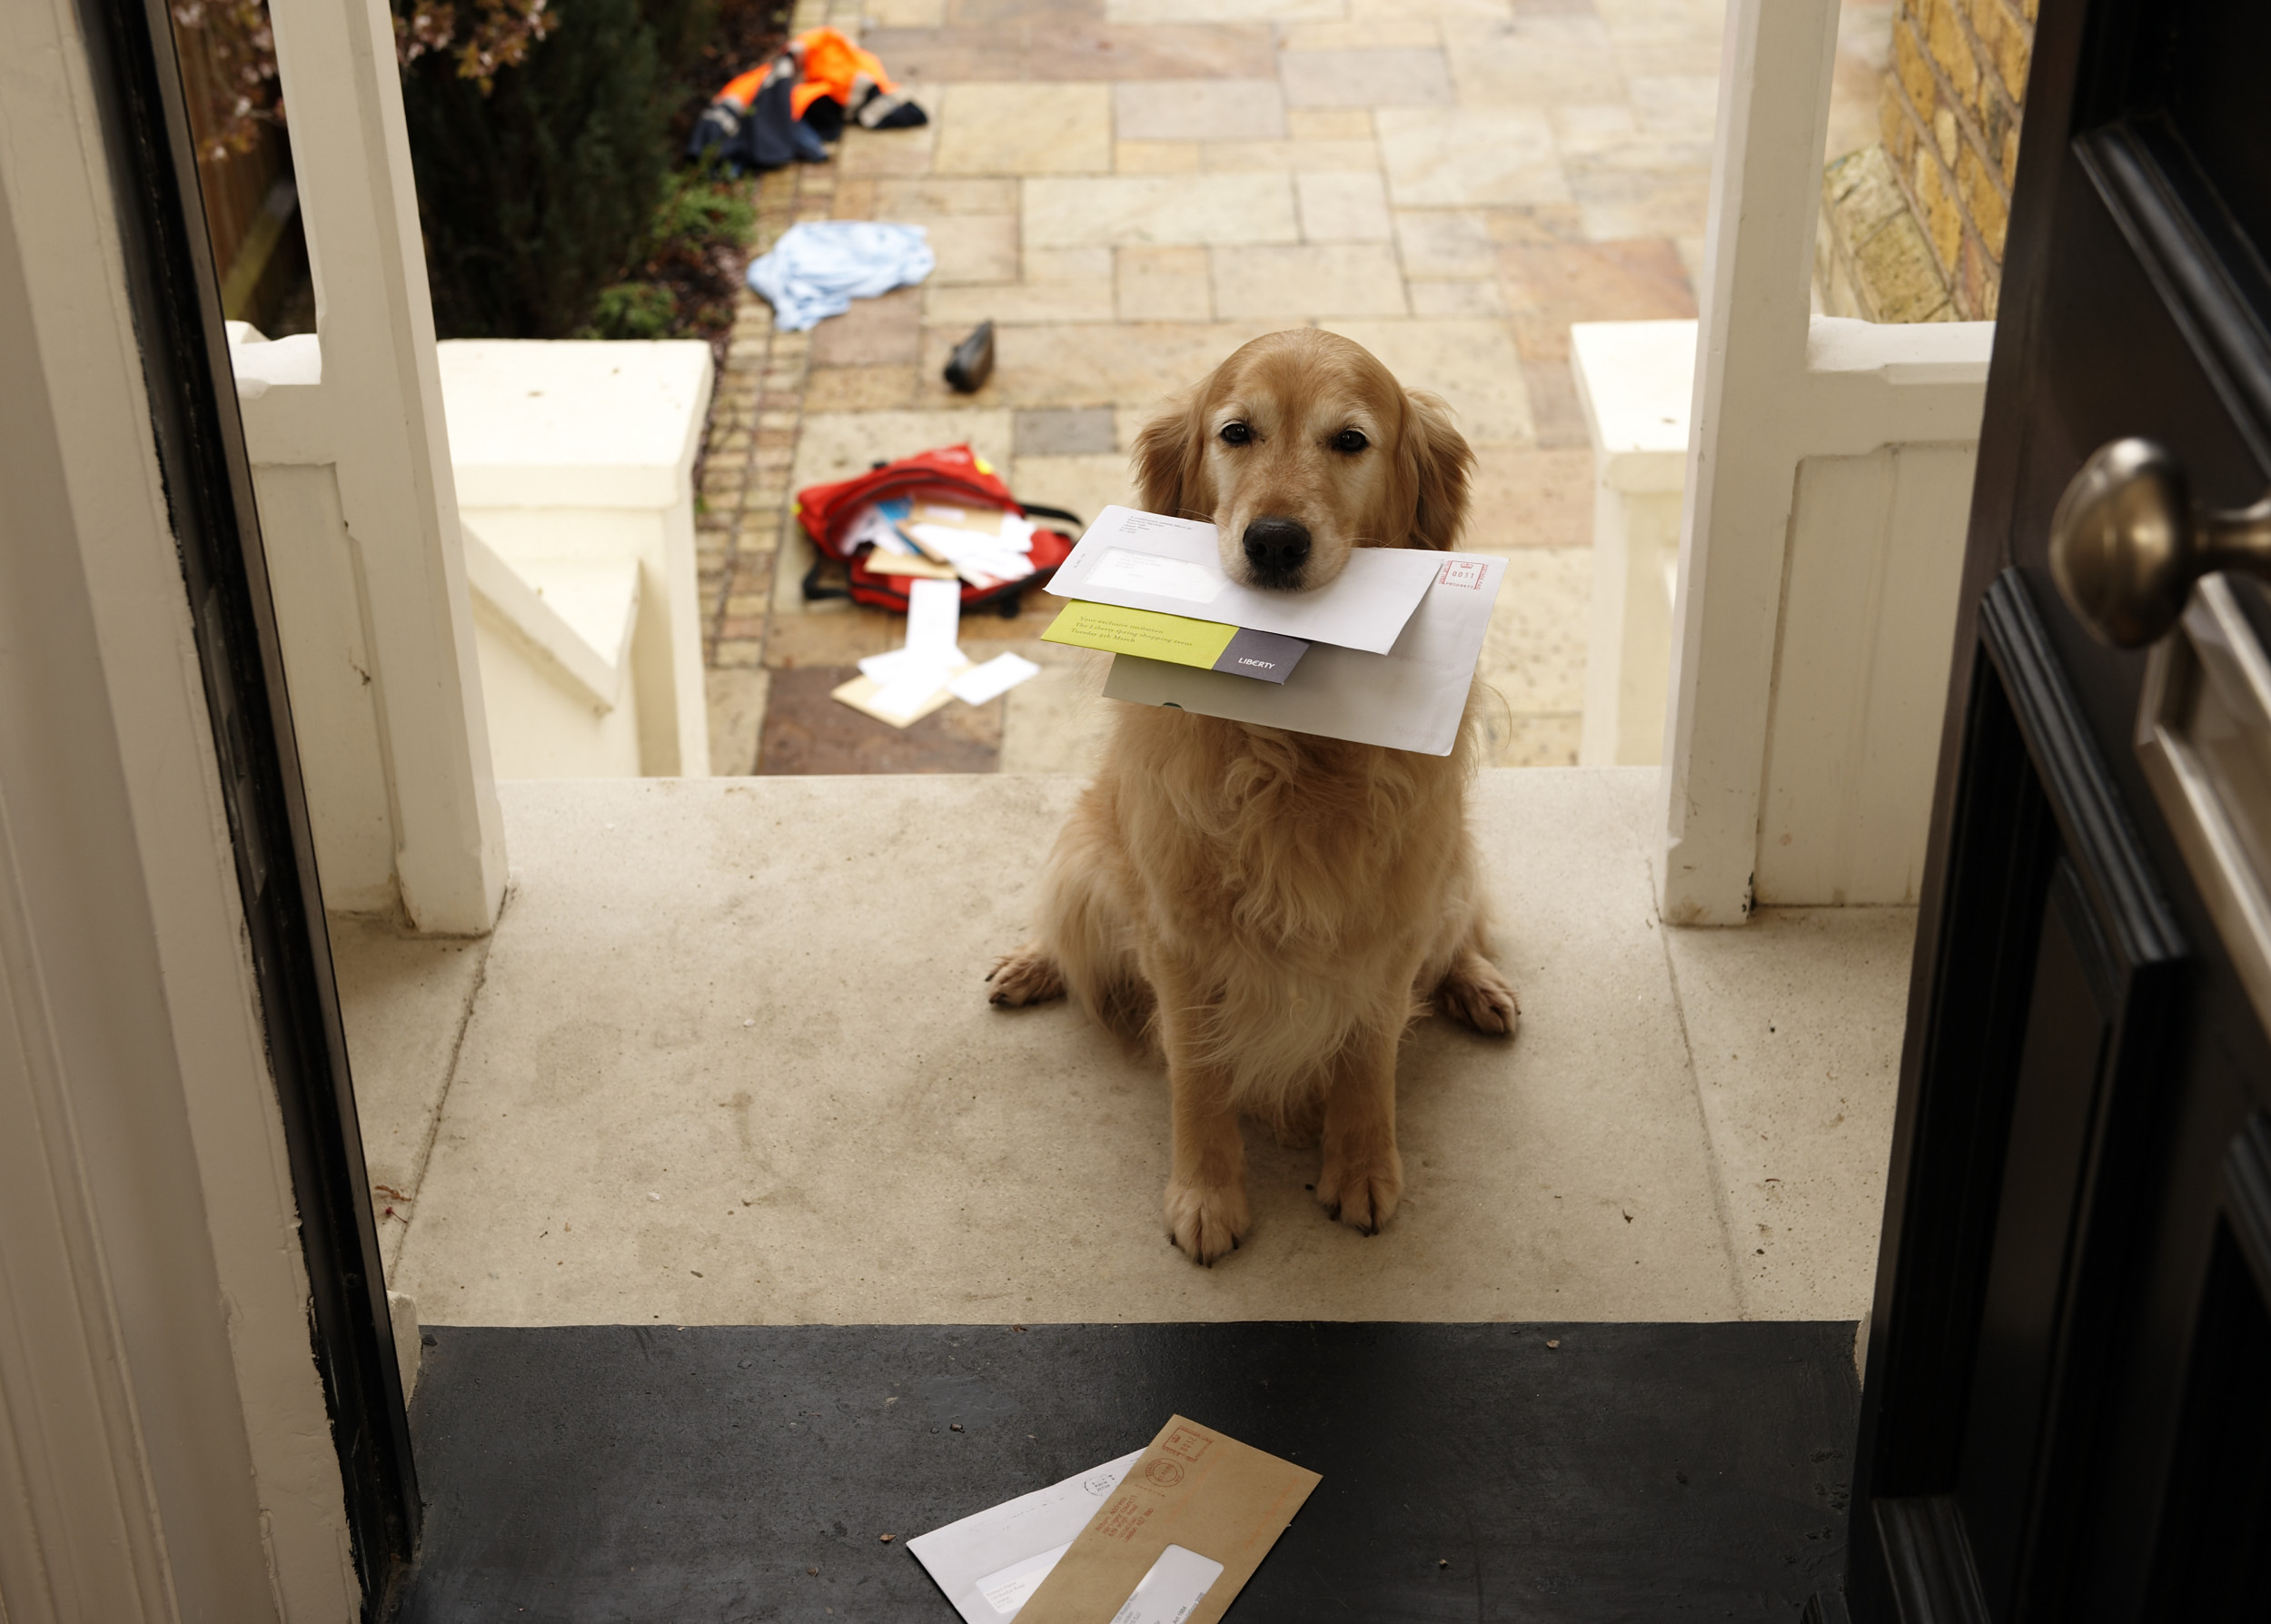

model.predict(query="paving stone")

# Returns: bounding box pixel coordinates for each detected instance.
[926,320,1281,409]
[871,177,1020,215]
[1296,170,1393,242]
[836,121,939,176]
[1286,106,1374,139]
[1211,243,1411,318]
[1277,17,1431,48]
[1106,0,1339,20]
[1565,163,1712,240]
[808,285,924,366]
[1022,247,1115,282]
[865,0,944,24]
[948,0,1094,20]
[1485,710,1583,767]
[1626,73,1720,137]
[934,82,1112,175]
[1116,244,1213,320]
[1318,317,1537,446]
[908,214,1020,284]
[863,21,1280,82]
[997,642,1112,775]
[1465,447,1595,548]
[1377,105,1571,207]
[1478,543,1591,711]
[1279,47,1455,107]
[1484,203,1591,242]
[1113,78,1287,141]
[1023,173,1299,248]
[1393,208,1501,277]
[1007,451,1136,524]
[1116,140,1204,173]
[925,281,1118,324]
[704,668,771,776]
[1520,354,1593,448]
[756,666,1003,774]
[1497,235,1694,360]
[1409,277,1508,316]
[1201,139,1380,173]
[1443,16,1628,104]
[1013,407,1119,456]
[789,408,1016,490]
[1606,32,1725,80]
[1355,0,1519,15]
[802,365,922,411]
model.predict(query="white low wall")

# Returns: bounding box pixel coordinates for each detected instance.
[1653,0,1992,922]
[232,329,714,916]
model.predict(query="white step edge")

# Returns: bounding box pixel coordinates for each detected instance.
[460,521,638,713]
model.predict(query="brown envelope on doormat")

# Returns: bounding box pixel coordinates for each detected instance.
[1014,1415,1321,1624]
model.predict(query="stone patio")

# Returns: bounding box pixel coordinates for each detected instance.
[696,0,1889,776]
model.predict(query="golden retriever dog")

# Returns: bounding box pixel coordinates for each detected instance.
[987,328,1519,1264]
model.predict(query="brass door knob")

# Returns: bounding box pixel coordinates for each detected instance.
[2049,437,2271,648]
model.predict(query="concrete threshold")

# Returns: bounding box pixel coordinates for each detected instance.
[341,770,1913,1329]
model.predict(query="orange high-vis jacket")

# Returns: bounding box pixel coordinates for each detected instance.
[715,64,769,108]
[788,26,894,117]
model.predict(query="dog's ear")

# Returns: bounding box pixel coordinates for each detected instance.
[1132,388,1212,521]
[1401,388,1473,550]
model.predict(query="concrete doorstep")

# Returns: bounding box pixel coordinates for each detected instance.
[337,768,1911,1331]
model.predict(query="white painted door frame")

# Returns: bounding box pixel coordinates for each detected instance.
[0,0,363,1616]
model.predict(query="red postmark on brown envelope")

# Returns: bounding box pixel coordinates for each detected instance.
[1438,559,1486,589]
[1159,1424,1214,1464]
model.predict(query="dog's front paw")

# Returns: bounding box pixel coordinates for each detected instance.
[1316,1147,1404,1236]
[1164,1178,1251,1265]
[1437,955,1519,1037]
[987,943,1065,1007]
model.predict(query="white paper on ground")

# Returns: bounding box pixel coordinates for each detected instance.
[1108,1545,1225,1624]
[858,646,954,685]
[1103,551,1508,755]
[907,1450,1144,1623]
[949,651,1041,705]
[867,668,959,723]
[906,577,964,667]
[1048,505,1439,655]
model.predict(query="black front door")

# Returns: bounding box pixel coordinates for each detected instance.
[1847,0,2271,1618]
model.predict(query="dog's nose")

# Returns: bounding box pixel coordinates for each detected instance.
[1242,516,1312,577]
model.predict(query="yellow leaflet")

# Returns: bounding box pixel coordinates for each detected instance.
[1041,601,1239,668]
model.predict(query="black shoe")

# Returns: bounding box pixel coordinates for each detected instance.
[944,321,995,393]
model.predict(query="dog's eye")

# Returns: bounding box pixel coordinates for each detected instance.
[1332,429,1369,454]
[1219,421,1253,446]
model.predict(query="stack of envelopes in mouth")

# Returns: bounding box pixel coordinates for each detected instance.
[1040,507,1508,756]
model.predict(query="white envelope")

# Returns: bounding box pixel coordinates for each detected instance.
[907,1450,1145,1623]
[1102,553,1507,756]
[1047,506,1440,656]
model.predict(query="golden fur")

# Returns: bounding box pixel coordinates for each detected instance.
[989,329,1518,1263]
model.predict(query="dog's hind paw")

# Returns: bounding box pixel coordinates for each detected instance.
[1165,1179,1251,1265]
[1436,954,1519,1037]
[987,944,1066,1007]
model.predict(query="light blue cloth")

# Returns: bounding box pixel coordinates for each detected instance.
[745,222,936,332]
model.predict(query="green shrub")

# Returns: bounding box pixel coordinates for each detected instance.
[586,282,681,338]
[400,0,719,338]
[646,167,755,259]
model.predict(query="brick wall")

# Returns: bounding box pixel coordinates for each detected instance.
[1879,0,2036,320]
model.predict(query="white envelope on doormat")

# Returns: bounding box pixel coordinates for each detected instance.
[907,1449,1145,1623]
[1047,506,1441,656]
[1102,551,1508,756]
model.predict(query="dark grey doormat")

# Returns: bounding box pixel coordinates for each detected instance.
[392,1322,1857,1623]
